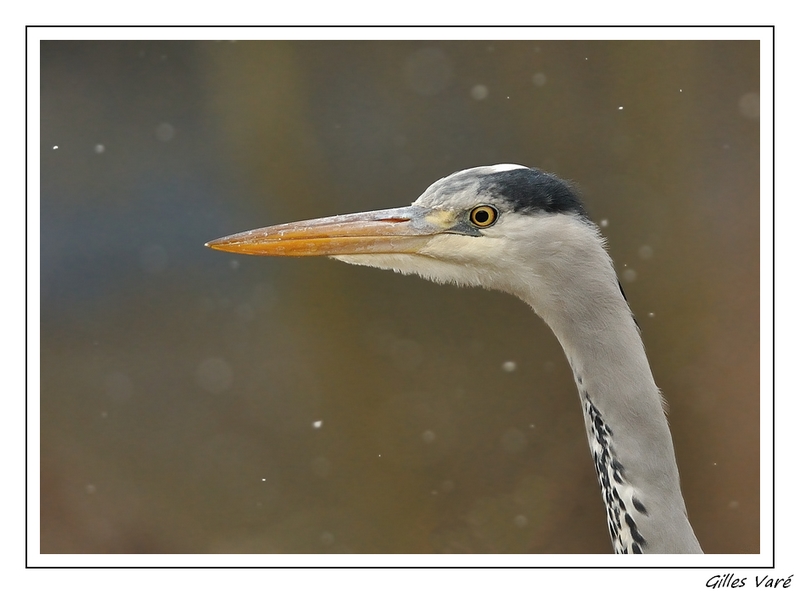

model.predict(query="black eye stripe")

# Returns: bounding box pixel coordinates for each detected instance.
[469,205,498,228]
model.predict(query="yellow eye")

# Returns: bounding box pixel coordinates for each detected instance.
[469,205,498,227]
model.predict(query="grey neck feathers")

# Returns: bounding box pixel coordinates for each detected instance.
[519,223,702,554]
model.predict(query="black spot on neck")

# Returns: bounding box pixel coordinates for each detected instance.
[478,168,588,218]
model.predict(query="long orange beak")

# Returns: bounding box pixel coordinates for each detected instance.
[205,205,448,257]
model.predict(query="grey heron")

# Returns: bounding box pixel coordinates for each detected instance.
[206,164,703,554]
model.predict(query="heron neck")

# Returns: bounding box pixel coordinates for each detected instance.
[521,265,702,553]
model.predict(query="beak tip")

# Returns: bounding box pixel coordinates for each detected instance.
[205,239,226,251]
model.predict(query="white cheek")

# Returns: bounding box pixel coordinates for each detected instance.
[418,233,504,263]
[331,250,489,288]
[330,253,419,272]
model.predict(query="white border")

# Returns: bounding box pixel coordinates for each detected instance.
[32,25,768,41]
[26,25,775,574]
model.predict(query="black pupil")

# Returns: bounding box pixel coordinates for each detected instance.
[474,209,490,224]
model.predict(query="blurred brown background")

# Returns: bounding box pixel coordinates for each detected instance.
[39,39,760,555]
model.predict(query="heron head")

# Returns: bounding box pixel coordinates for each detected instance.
[206,165,596,297]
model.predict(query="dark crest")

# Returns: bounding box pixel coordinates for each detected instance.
[478,167,587,218]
